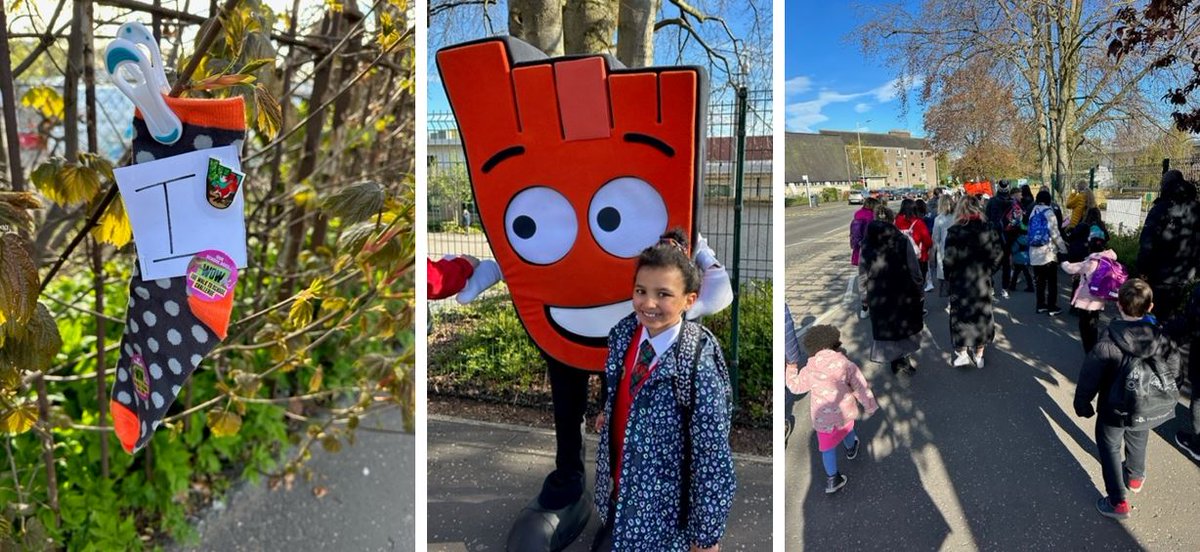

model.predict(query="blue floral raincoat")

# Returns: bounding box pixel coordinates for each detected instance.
[595,313,736,550]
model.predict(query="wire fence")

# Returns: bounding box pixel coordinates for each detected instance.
[427,89,773,280]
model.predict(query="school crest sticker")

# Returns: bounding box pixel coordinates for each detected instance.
[205,157,243,209]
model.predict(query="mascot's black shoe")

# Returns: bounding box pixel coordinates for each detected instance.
[505,489,592,552]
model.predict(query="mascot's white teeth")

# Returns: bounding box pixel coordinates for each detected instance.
[548,301,633,339]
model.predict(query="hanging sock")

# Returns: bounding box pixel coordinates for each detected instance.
[110,95,245,453]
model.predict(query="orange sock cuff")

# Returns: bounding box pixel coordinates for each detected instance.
[111,400,140,453]
[187,290,233,340]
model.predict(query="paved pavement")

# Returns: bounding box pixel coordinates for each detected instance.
[180,405,414,552]
[427,415,772,551]
[785,205,1200,550]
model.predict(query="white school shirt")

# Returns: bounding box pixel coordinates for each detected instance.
[637,319,683,367]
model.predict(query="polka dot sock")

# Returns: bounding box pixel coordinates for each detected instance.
[110,96,245,454]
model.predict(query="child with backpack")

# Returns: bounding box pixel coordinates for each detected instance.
[1074,279,1181,520]
[1029,190,1069,315]
[593,230,735,551]
[1009,220,1035,293]
[1061,232,1123,353]
[785,325,878,495]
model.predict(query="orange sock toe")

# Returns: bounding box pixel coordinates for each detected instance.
[111,400,140,453]
[187,291,233,340]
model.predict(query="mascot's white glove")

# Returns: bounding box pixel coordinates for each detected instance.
[456,259,503,304]
[687,233,733,319]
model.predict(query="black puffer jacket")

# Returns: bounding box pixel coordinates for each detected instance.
[1137,171,1199,286]
[985,189,1014,235]
[1074,319,1181,427]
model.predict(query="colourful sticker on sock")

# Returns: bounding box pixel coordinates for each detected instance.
[131,354,150,399]
[186,250,238,302]
[206,157,243,209]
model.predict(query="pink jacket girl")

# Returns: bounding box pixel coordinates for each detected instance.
[1061,249,1118,311]
[785,349,878,433]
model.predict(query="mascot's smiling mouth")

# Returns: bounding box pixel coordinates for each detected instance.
[545,300,633,346]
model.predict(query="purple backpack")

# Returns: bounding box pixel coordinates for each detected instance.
[1088,257,1127,300]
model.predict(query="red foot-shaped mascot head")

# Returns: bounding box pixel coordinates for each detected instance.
[437,36,707,371]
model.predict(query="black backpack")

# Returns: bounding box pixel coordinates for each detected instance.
[673,321,731,530]
[1105,339,1178,430]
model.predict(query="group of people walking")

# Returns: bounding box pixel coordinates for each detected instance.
[787,172,1200,517]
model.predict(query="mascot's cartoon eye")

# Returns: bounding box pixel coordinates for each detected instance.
[588,177,668,258]
[505,186,577,264]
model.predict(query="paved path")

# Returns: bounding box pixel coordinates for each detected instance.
[784,205,1200,550]
[427,416,772,551]
[179,406,414,552]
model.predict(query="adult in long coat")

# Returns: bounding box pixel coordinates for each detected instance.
[943,195,1004,368]
[861,207,925,374]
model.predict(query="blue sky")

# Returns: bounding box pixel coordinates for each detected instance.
[784,1,925,136]
[428,1,772,114]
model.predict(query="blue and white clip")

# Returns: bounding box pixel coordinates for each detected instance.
[105,30,181,145]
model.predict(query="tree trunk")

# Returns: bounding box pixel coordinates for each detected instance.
[564,0,617,55]
[617,0,658,67]
[0,2,25,191]
[63,0,86,161]
[278,11,338,298]
[509,0,565,56]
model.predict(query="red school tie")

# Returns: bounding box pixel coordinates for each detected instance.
[629,339,656,396]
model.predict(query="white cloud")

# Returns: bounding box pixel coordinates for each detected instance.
[784,75,927,132]
[870,75,925,103]
[786,90,865,132]
[785,76,812,97]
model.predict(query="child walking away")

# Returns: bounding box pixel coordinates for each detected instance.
[1009,220,1035,292]
[785,325,879,495]
[1060,234,1123,353]
[1074,279,1181,520]
[593,230,734,552]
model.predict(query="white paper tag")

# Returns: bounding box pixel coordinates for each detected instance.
[114,145,247,280]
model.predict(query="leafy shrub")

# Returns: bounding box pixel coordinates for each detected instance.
[820,187,840,203]
[703,279,772,427]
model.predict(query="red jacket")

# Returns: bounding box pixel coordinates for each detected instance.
[896,214,933,263]
[427,257,474,300]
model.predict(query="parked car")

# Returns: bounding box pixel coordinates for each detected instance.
[848,191,864,205]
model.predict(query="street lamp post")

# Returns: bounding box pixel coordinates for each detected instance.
[856,120,870,193]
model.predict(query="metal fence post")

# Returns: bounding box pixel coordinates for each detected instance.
[729,86,748,406]
[1163,158,1170,174]
[1089,167,1095,190]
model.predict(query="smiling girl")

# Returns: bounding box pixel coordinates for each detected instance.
[592,229,736,552]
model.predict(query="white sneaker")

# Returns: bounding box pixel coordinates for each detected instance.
[924,280,935,292]
[999,289,1010,299]
[859,306,869,319]
[952,351,971,367]
[973,352,985,369]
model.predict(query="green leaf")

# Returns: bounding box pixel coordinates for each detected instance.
[33,159,102,206]
[254,84,282,139]
[0,196,35,235]
[238,58,275,75]
[206,410,242,437]
[0,404,37,435]
[321,181,385,224]
[307,366,323,394]
[320,435,341,453]
[0,234,38,329]
[20,85,64,119]
[90,195,132,248]
[0,303,63,373]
